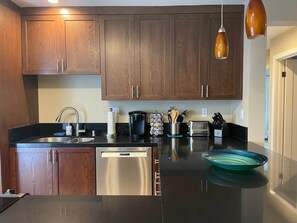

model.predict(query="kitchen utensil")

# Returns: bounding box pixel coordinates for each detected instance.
[175,110,179,123]
[177,110,187,123]
[177,115,183,123]
[170,109,178,124]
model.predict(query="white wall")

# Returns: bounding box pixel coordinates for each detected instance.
[263,0,297,26]
[38,75,233,123]
[268,28,297,154]
[231,0,266,146]
[232,0,297,146]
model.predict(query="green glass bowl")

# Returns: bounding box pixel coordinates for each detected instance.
[202,149,268,171]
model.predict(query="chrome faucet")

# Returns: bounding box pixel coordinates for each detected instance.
[55,106,84,137]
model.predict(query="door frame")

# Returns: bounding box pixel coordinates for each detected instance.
[269,47,297,154]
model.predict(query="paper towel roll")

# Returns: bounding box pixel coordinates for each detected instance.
[107,111,116,136]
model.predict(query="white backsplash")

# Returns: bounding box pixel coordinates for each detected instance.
[38,75,234,123]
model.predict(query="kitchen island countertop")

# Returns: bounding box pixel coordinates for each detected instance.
[2,137,297,223]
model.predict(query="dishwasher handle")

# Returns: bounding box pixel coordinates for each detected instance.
[101,151,147,158]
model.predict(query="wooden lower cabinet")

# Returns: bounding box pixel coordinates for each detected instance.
[10,147,96,195]
[54,147,96,195]
[10,148,53,195]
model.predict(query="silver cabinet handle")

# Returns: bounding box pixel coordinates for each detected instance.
[131,85,134,98]
[201,85,204,98]
[206,85,209,98]
[154,172,160,180]
[154,173,161,196]
[136,85,139,98]
[52,150,57,164]
[56,59,60,73]
[154,180,161,196]
[61,59,64,73]
[47,150,52,163]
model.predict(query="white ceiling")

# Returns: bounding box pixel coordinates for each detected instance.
[11,0,246,7]
[267,26,295,49]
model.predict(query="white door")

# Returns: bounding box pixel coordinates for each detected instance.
[283,59,297,161]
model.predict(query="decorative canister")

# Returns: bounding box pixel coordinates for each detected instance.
[150,111,164,136]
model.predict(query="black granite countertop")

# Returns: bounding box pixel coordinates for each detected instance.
[3,135,297,222]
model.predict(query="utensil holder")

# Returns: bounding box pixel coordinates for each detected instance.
[169,123,180,135]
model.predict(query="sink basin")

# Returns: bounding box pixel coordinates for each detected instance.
[28,136,95,144]
[29,137,71,143]
[67,137,95,143]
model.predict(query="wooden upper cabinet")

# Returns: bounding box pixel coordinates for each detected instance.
[134,15,170,100]
[100,15,134,100]
[170,15,206,100]
[205,13,243,99]
[61,15,100,74]
[22,15,100,75]
[22,16,61,75]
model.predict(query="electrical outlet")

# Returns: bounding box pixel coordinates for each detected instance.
[201,108,208,117]
[240,109,244,120]
[111,107,119,116]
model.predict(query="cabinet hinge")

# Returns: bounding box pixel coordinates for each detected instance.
[282,72,286,77]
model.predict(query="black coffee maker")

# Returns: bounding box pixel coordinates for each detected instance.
[129,111,146,138]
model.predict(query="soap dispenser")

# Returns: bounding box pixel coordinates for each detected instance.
[66,123,72,136]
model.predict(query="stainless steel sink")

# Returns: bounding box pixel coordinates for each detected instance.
[67,137,95,143]
[29,137,95,143]
[29,137,71,143]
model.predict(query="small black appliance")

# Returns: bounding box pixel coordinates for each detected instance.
[129,111,146,138]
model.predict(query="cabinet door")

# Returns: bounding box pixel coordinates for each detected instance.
[22,16,61,75]
[100,15,134,100]
[134,15,170,100]
[61,15,100,74]
[54,147,95,195]
[170,15,207,100]
[206,13,243,99]
[10,148,53,195]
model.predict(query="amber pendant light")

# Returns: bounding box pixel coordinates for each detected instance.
[215,4,229,60]
[245,0,267,39]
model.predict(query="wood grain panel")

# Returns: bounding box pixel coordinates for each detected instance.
[55,147,96,195]
[10,148,53,195]
[0,3,38,193]
[207,13,243,99]
[171,15,205,99]
[135,15,170,100]
[21,5,245,16]
[22,16,61,74]
[63,15,100,74]
[23,76,39,124]
[101,15,134,100]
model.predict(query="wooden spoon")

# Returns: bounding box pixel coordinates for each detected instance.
[170,109,177,123]
[175,110,180,123]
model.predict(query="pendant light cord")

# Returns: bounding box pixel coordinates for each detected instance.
[221,4,224,28]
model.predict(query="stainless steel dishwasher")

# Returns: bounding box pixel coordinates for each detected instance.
[96,147,152,195]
